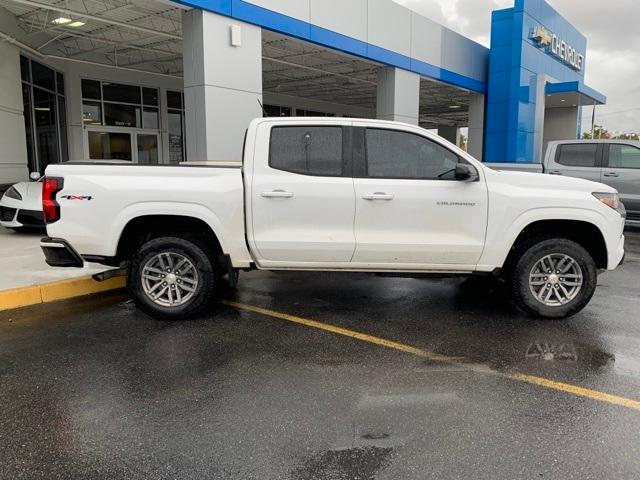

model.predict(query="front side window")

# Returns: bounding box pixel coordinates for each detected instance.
[609,144,640,169]
[556,144,598,167]
[269,126,343,176]
[365,128,460,180]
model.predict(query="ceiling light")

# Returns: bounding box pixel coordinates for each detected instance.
[449,105,461,109]
[68,21,85,27]
[51,17,72,25]
[561,99,566,102]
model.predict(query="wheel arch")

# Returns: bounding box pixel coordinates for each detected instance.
[502,218,608,271]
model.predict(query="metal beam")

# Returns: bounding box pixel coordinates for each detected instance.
[6,0,182,40]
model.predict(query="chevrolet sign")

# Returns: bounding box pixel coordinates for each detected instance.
[531,25,584,72]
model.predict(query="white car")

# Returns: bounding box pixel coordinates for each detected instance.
[0,173,45,231]
[40,118,626,320]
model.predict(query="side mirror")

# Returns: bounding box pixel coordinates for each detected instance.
[455,163,479,182]
[29,171,41,181]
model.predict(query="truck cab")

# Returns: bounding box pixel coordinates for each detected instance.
[544,140,640,222]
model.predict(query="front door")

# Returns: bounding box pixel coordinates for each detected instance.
[352,126,488,269]
[249,123,356,266]
[603,143,640,216]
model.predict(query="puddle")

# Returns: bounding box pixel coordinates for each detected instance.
[291,446,393,480]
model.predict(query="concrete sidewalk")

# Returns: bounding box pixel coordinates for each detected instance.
[0,227,108,290]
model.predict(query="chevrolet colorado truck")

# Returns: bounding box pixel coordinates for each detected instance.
[40,118,626,320]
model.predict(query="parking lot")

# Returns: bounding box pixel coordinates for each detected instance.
[1,229,640,479]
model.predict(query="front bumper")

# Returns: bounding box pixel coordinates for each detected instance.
[0,206,44,228]
[40,237,84,268]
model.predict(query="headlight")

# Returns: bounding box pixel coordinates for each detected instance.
[3,186,22,201]
[593,192,625,215]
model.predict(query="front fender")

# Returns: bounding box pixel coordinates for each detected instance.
[478,207,612,270]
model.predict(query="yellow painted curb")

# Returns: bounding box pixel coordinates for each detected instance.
[0,275,126,312]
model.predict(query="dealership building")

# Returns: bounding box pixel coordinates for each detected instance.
[0,0,606,187]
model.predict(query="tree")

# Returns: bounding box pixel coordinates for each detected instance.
[458,133,467,151]
[582,125,610,139]
[614,133,640,140]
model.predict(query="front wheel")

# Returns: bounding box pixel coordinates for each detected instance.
[127,236,218,320]
[509,238,597,319]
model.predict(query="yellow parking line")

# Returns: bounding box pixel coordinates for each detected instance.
[223,300,640,413]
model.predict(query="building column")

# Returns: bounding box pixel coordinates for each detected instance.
[376,67,420,125]
[183,10,262,161]
[437,125,460,146]
[467,93,484,160]
[0,41,28,185]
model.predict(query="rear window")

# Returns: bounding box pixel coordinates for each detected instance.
[556,144,598,167]
[269,126,343,176]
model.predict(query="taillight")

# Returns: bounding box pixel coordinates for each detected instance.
[42,177,64,224]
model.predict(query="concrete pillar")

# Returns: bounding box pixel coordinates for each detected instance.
[0,41,28,185]
[183,10,262,161]
[438,125,460,146]
[376,67,420,125]
[467,93,484,160]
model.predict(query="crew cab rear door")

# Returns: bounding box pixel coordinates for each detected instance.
[351,124,488,268]
[248,120,356,266]
[545,142,603,182]
[602,142,640,216]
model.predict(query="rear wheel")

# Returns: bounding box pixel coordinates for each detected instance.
[127,236,218,320]
[509,238,597,319]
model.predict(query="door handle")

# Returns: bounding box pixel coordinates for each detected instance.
[547,170,563,175]
[603,172,620,178]
[362,192,394,201]
[261,189,293,198]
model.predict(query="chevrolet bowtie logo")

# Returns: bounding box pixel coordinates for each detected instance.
[532,25,552,47]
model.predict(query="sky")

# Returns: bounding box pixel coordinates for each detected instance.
[393,0,640,135]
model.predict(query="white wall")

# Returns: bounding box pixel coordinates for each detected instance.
[543,106,579,150]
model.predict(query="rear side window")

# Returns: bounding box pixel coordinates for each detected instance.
[556,144,598,167]
[608,144,640,169]
[365,128,460,180]
[269,126,343,176]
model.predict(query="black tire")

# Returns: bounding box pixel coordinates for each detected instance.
[127,236,219,320]
[509,238,597,319]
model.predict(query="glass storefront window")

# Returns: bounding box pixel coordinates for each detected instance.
[20,56,30,82]
[31,61,55,91]
[33,87,59,172]
[143,87,158,106]
[88,131,132,161]
[137,134,159,165]
[167,91,182,110]
[22,84,35,172]
[82,102,102,125]
[104,103,141,128]
[168,110,184,163]
[143,108,159,129]
[102,82,141,104]
[167,90,186,164]
[21,56,67,174]
[81,79,101,100]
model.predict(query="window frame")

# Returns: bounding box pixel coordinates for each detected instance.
[554,143,604,168]
[20,55,68,173]
[356,126,468,181]
[604,143,640,170]
[81,78,160,130]
[267,125,352,178]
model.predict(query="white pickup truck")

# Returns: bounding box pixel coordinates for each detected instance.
[40,118,626,320]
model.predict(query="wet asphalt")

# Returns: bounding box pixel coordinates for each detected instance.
[2,230,640,479]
